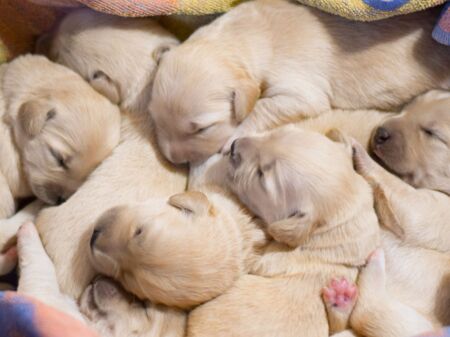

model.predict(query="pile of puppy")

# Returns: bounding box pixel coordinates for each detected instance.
[1,0,450,336]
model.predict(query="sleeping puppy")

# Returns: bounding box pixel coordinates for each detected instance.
[88,183,267,309]
[0,55,120,219]
[371,90,450,194]
[189,126,381,337]
[323,249,434,337]
[48,8,179,113]
[320,135,450,337]
[85,109,388,311]
[16,222,186,337]
[34,8,186,299]
[150,0,450,164]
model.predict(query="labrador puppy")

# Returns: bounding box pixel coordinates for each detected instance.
[0,55,120,219]
[34,9,186,300]
[48,9,179,113]
[320,136,450,337]
[16,222,186,337]
[88,183,267,309]
[323,249,434,337]
[187,126,378,337]
[371,90,450,194]
[150,0,450,164]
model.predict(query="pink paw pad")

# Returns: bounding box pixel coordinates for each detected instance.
[322,277,358,310]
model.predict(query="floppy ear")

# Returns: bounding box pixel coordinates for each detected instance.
[326,128,353,155]
[152,42,177,65]
[17,99,55,137]
[372,183,404,239]
[268,212,317,248]
[169,191,214,216]
[232,76,260,123]
[89,70,121,105]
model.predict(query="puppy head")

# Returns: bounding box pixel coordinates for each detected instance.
[49,9,178,111]
[80,277,185,337]
[228,126,356,245]
[150,44,260,164]
[370,90,450,193]
[4,55,121,204]
[89,192,242,308]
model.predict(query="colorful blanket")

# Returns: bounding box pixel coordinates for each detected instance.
[1,291,450,337]
[0,0,448,64]
[0,291,99,337]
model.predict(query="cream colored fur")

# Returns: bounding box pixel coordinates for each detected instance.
[150,0,450,164]
[187,126,379,337]
[37,10,187,300]
[50,9,179,114]
[0,55,120,215]
[36,112,187,299]
[370,89,450,194]
[323,139,450,337]
[16,222,186,337]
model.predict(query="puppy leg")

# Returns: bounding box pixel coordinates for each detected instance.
[224,93,329,151]
[0,173,15,219]
[322,277,358,334]
[353,142,450,252]
[17,222,84,322]
[350,249,434,337]
[0,200,45,251]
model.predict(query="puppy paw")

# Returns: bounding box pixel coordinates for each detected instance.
[322,277,358,313]
[352,142,377,177]
[17,222,42,263]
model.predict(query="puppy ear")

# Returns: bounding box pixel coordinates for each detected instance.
[17,99,55,137]
[326,128,353,156]
[268,212,317,248]
[232,77,260,123]
[169,191,214,216]
[372,183,404,239]
[152,42,177,65]
[89,70,121,105]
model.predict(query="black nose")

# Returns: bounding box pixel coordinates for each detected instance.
[374,127,390,145]
[90,228,102,248]
[55,196,66,205]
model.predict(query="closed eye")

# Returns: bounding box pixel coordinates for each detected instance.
[49,148,69,170]
[421,127,447,145]
[195,124,215,134]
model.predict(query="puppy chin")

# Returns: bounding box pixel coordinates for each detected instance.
[89,248,121,278]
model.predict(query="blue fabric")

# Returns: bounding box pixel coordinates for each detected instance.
[363,0,410,11]
[0,292,40,337]
[432,2,450,45]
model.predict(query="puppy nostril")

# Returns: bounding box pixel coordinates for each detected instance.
[374,127,390,145]
[55,196,66,205]
[90,228,102,248]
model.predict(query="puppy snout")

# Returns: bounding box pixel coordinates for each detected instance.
[90,227,103,248]
[374,127,390,145]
